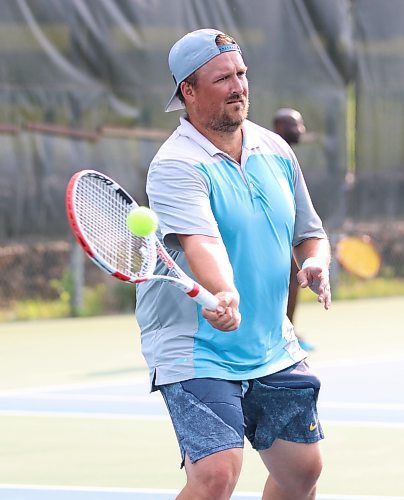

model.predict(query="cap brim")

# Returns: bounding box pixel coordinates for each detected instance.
[165,87,185,112]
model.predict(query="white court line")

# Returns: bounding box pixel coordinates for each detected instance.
[0,486,175,492]
[318,497,404,500]
[321,420,404,428]
[312,354,404,368]
[0,485,403,500]
[0,393,156,402]
[0,410,169,420]
[0,377,148,397]
[1,352,403,397]
[2,390,404,416]
[320,401,404,411]
[2,392,403,411]
[1,410,404,427]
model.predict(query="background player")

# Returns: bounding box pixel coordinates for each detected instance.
[273,107,316,352]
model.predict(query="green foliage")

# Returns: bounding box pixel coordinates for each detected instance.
[50,272,72,308]
[300,274,404,303]
[1,269,403,322]
[2,299,70,321]
[332,276,404,300]
[80,284,109,317]
[0,272,134,321]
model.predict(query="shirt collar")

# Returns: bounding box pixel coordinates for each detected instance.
[178,117,222,156]
[242,120,261,150]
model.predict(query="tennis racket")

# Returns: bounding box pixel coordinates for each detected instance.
[66,169,219,310]
[335,234,382,279]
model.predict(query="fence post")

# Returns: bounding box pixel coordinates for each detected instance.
[70,242,84,316]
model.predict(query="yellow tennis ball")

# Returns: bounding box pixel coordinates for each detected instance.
[126,207,158,237]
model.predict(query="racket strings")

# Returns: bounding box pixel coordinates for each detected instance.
[75,177,156,278]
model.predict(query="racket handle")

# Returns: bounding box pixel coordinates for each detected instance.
[191,285,219,311]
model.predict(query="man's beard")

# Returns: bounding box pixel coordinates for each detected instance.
[207,96,249,133]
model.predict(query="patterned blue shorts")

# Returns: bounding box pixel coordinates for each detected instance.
[159,360,324,466]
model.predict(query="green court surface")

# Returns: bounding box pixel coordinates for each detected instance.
[1,417,403,496]
[0,296,403,497]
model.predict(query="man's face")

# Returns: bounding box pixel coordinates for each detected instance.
[185,51,249,132]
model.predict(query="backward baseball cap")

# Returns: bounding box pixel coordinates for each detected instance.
[165,28,242,112]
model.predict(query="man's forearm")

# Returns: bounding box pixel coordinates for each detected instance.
[293,237,331,270]
[178,233,241,330]
[293,237,332,310]
[177,234,237,296]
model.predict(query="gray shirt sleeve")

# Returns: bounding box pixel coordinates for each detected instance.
[264,129,327,246]
[146,158,220,250]
[291,150,328,246]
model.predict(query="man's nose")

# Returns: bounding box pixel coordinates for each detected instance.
[231,76,245,94]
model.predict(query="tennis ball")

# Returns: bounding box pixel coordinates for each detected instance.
[126,207,158,237]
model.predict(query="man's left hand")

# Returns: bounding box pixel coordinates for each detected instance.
[297,262,331,310]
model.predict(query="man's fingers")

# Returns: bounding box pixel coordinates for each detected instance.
[317,282,332,310]
[203,307,241,331]
[298,268,331,310]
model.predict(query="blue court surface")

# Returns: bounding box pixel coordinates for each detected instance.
[1,357,403,422]
[1,355,404,500]
[0,485,261,500]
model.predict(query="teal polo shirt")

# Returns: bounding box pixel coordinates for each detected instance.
[136,117,327,389]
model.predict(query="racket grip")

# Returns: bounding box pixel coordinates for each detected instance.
[193,285,219,311]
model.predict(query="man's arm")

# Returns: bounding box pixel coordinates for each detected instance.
[177,234,241,331]
[293,237,332,310]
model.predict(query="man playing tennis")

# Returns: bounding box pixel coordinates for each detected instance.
[136,29,331,500]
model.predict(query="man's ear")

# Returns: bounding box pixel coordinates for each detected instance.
[180,81,195,102]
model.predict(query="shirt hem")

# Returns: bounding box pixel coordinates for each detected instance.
[151,351,308,389]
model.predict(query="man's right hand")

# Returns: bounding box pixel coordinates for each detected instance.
[202,291,241,331]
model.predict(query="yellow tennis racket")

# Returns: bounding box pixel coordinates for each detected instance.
[335,235,382,279]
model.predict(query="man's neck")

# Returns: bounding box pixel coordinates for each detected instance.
[188,118,244,164]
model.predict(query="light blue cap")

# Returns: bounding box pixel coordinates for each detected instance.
[165,28,241,112]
